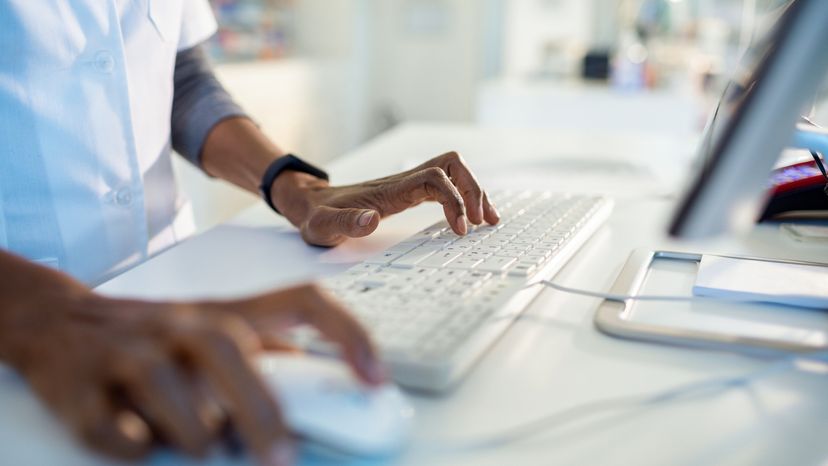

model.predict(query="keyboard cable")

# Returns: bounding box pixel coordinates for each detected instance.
[533,279,795,304]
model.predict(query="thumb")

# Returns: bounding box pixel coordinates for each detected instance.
[302,206,380,246]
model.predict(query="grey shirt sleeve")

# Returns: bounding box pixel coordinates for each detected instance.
[171,44,248,169]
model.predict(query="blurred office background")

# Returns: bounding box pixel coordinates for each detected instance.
[177,0,821,232]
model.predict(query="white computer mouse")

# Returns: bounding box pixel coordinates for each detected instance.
[257,353,414,457]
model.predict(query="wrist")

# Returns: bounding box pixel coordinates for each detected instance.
[271,171,329,226]
[0,287,103,371]
[259,154,329,219]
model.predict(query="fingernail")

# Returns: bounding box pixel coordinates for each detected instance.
[358,210,376,227]
[491,204,501,220]
[456,215,468,235]
[259,440,294,466]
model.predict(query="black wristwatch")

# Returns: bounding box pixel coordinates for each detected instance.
[259,154,329,215]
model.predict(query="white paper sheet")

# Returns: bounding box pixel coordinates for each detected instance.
[693,255,828,309]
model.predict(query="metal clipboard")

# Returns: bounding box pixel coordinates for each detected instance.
[594,249,828,354]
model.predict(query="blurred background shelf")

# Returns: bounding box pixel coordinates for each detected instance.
[175,0,824,233]
[207,0,298,62]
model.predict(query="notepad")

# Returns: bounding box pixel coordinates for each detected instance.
[694,255,828,309]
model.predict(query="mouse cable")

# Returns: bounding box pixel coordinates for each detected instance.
[425,349,828,456]
[417,280,828,456]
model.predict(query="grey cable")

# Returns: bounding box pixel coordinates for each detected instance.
[422,350,827,456]
[415,279,828,457]
[531,279,775,304]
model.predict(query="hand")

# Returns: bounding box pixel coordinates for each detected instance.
[272,151,501,247]
[3,284,381,466]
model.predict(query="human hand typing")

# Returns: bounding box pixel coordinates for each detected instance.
[271,151,501,247]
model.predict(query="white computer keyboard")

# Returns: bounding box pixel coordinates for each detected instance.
[296,191,613,392]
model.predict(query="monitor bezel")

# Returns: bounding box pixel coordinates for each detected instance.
[668,0,828,238]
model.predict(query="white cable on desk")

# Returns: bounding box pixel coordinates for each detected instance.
[531,279,775,304]
[418,280,828,457]
[425,350,828,456]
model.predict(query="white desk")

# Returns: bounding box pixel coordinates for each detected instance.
[3,124,828,466]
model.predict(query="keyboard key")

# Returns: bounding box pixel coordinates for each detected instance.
[433,268,467,281]
[443,244,473,253]
[421,274,459,288]
[491,232,517,241]
[453,237,484,247]
[458,274,489,289]
[387,283,414,294]
[419,250,464,268]
[508,262,537,277]
[498,227,524,236]
[408,222,449,241]
[365,250,409,265]
[355,272,400,288]
[467,271,492,281]
[446,256,484,270]
[500,246,528,258]
[288,192,612,392]
[522,254,548,267]
[394,268,435,285]
[391,245,444,268]
[428,238,456,248]
[526,249,551,260]
[477,256,517,273]
[478,243,502,254]
[394,239,429,251]
[474,225,502,234]
[537,241,562,251]
[466,251,493,261]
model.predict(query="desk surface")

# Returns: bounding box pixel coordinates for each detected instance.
[3,124,828,466]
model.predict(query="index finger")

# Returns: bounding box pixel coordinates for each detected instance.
[393,167,468,235]
[237,284,385,386]
[437,152,500,226]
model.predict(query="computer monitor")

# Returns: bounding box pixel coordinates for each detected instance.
[669,0,828,239]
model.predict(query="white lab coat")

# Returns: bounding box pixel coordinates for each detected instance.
[0,0,216,285]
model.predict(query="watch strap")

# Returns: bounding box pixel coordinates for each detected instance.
[259,154,329,214]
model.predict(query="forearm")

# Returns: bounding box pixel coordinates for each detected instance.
[200,116,286,195]
[170,44,248,168]
[170,44,320,223]
[170,42,285,193]
[199,118,328,227]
